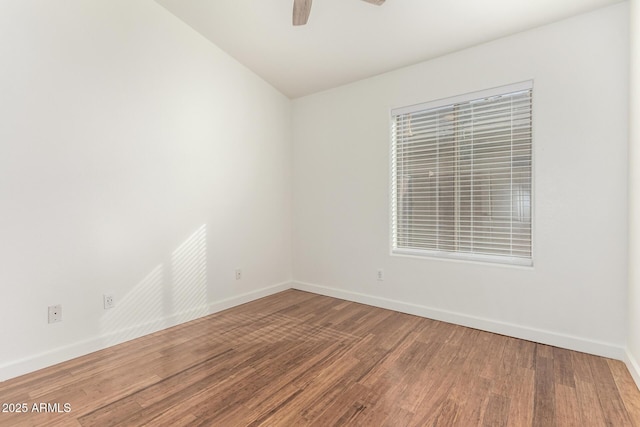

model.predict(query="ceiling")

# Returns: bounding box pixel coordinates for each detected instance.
[155,0,623,99]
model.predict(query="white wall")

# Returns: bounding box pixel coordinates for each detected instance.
[292,3,629,358]
[628,0,640,387]
[0,0,292,381]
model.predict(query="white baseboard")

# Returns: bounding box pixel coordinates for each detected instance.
[624,349,640,390]
[292,281,626,361]
[0,282,292,382]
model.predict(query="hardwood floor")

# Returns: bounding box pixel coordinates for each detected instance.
[1,290,639,426]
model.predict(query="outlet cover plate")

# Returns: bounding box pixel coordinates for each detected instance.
[103,294,115,309]
[48,305,62,323]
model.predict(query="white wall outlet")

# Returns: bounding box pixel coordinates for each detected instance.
[377,269,384,281]
[235,269,242,280]
[48,305,62,323]
[103,294,115,309]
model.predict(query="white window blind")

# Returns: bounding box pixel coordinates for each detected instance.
[391,82,533,266]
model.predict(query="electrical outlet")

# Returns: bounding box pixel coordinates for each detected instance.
[377,269,384,281]
[103,294,115,310]
[235,269,242,280]
[48,305,62,323]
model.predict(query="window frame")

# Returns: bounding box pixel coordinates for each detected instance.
[389,81,535,267]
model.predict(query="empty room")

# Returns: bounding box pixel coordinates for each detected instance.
[1,0,640,425]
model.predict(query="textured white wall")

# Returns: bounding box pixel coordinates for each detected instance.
[628,0,640,387]
[0,0,292,380]
[292,4,629,358]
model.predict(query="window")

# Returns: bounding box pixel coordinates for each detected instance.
[391,82,533,266]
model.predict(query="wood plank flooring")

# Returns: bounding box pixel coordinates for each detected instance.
[1,290,639,426]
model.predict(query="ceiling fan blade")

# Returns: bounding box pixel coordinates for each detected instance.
[361,0,385,5]
[293,0,312,26]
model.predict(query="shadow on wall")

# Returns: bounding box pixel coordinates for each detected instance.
[99,224,208,346]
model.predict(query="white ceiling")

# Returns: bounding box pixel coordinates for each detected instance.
[155,0,623,99]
